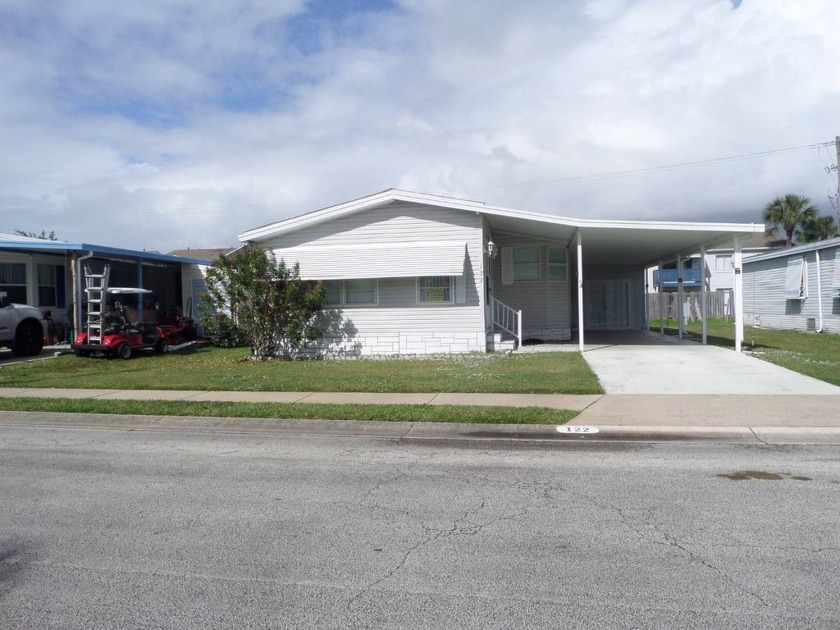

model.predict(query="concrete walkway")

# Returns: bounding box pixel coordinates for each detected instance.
[2,387,840,434]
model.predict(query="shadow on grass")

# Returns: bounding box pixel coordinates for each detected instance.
[647,326,780,352]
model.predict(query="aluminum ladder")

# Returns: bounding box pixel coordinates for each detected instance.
[84,264,110,344]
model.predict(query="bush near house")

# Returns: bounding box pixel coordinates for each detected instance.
[201,245,327,359]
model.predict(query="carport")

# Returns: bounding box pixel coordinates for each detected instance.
[0,235,208,339]
[479,206,765,352]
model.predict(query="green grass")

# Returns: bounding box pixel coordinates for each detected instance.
[0,347,603,395]
[0,397,577,424]
[650,318,840,387]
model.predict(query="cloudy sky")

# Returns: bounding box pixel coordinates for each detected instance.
[2,0,838,253]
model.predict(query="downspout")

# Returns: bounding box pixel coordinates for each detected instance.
[815,249,824,332]
[73,250,95,341]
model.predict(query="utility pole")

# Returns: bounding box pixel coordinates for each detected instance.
[835,136,840,233]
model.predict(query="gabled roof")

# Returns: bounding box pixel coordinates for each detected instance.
[0,233,209,265]
[238,188,765,267]
[166,248,232,261]
[706,232,786,252]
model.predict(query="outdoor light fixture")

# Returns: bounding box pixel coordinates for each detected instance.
[486,240,498,259]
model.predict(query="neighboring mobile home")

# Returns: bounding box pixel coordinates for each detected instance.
[0,233,208,340]
[743,236,840,334]
[239,189,763,355]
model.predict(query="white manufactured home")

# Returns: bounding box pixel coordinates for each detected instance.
[743,236,840,334]
[239,189,763,356]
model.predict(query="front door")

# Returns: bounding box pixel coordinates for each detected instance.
[585,280,631,329]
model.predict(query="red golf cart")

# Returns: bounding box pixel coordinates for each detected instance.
[72,288,199,359]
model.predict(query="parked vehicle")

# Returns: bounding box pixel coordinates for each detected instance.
[72,288,202,359]
[0,291,48,357]
[73,288,162,359]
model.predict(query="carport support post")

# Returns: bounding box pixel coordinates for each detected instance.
[137,260,144,318]
[700,245,707,345]
[734,237,744,353]
[676,256,685,339]
[576,230,584,352]
[658,260,664,336]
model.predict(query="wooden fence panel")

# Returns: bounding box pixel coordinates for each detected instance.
[647,290,733,321]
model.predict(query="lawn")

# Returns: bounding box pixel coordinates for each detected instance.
[651,318,840,387]
[0,397,577,424]
[0,347,603,395]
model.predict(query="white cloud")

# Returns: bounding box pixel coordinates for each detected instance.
[1,0,838,252]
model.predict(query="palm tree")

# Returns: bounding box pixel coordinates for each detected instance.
[799,214,838,243]
[762,194,818,247]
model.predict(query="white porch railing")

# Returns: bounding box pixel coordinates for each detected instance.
[492,297,522,348]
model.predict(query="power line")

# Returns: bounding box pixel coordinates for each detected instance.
[458,141,835,195]
[13,140,835,216]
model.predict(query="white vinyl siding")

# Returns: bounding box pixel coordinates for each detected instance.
[500,247,513,285]
[743,245,840,334]
[783,258,806,300]
[492,239,573,339]
[834,249,840,293]
[260,203,486,354]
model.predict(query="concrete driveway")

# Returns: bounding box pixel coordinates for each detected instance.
[580,331,840,395]
[0,344,70,367]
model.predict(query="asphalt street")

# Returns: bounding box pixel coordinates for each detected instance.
[1,423,838,629]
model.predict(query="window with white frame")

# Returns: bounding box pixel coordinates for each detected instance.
[37,264,57,306]
[0,262,27,304]
[512,246,540,281]
[715,255,732,272]
[323,280,342,306]
[548,246,567,281]
[783,257,807,300]
[344,279,377,305]
[417,276,453,303]
[321,279,377,306]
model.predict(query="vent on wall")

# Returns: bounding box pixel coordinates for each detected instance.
[806,318,816,332]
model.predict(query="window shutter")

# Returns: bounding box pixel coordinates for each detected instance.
[455,275,466,303]
[783,257,805,300]
[501,247,513,285]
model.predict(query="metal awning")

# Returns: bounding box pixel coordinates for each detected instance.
[283,242,467,280]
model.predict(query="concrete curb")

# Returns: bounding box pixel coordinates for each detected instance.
[2,412,840,444]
